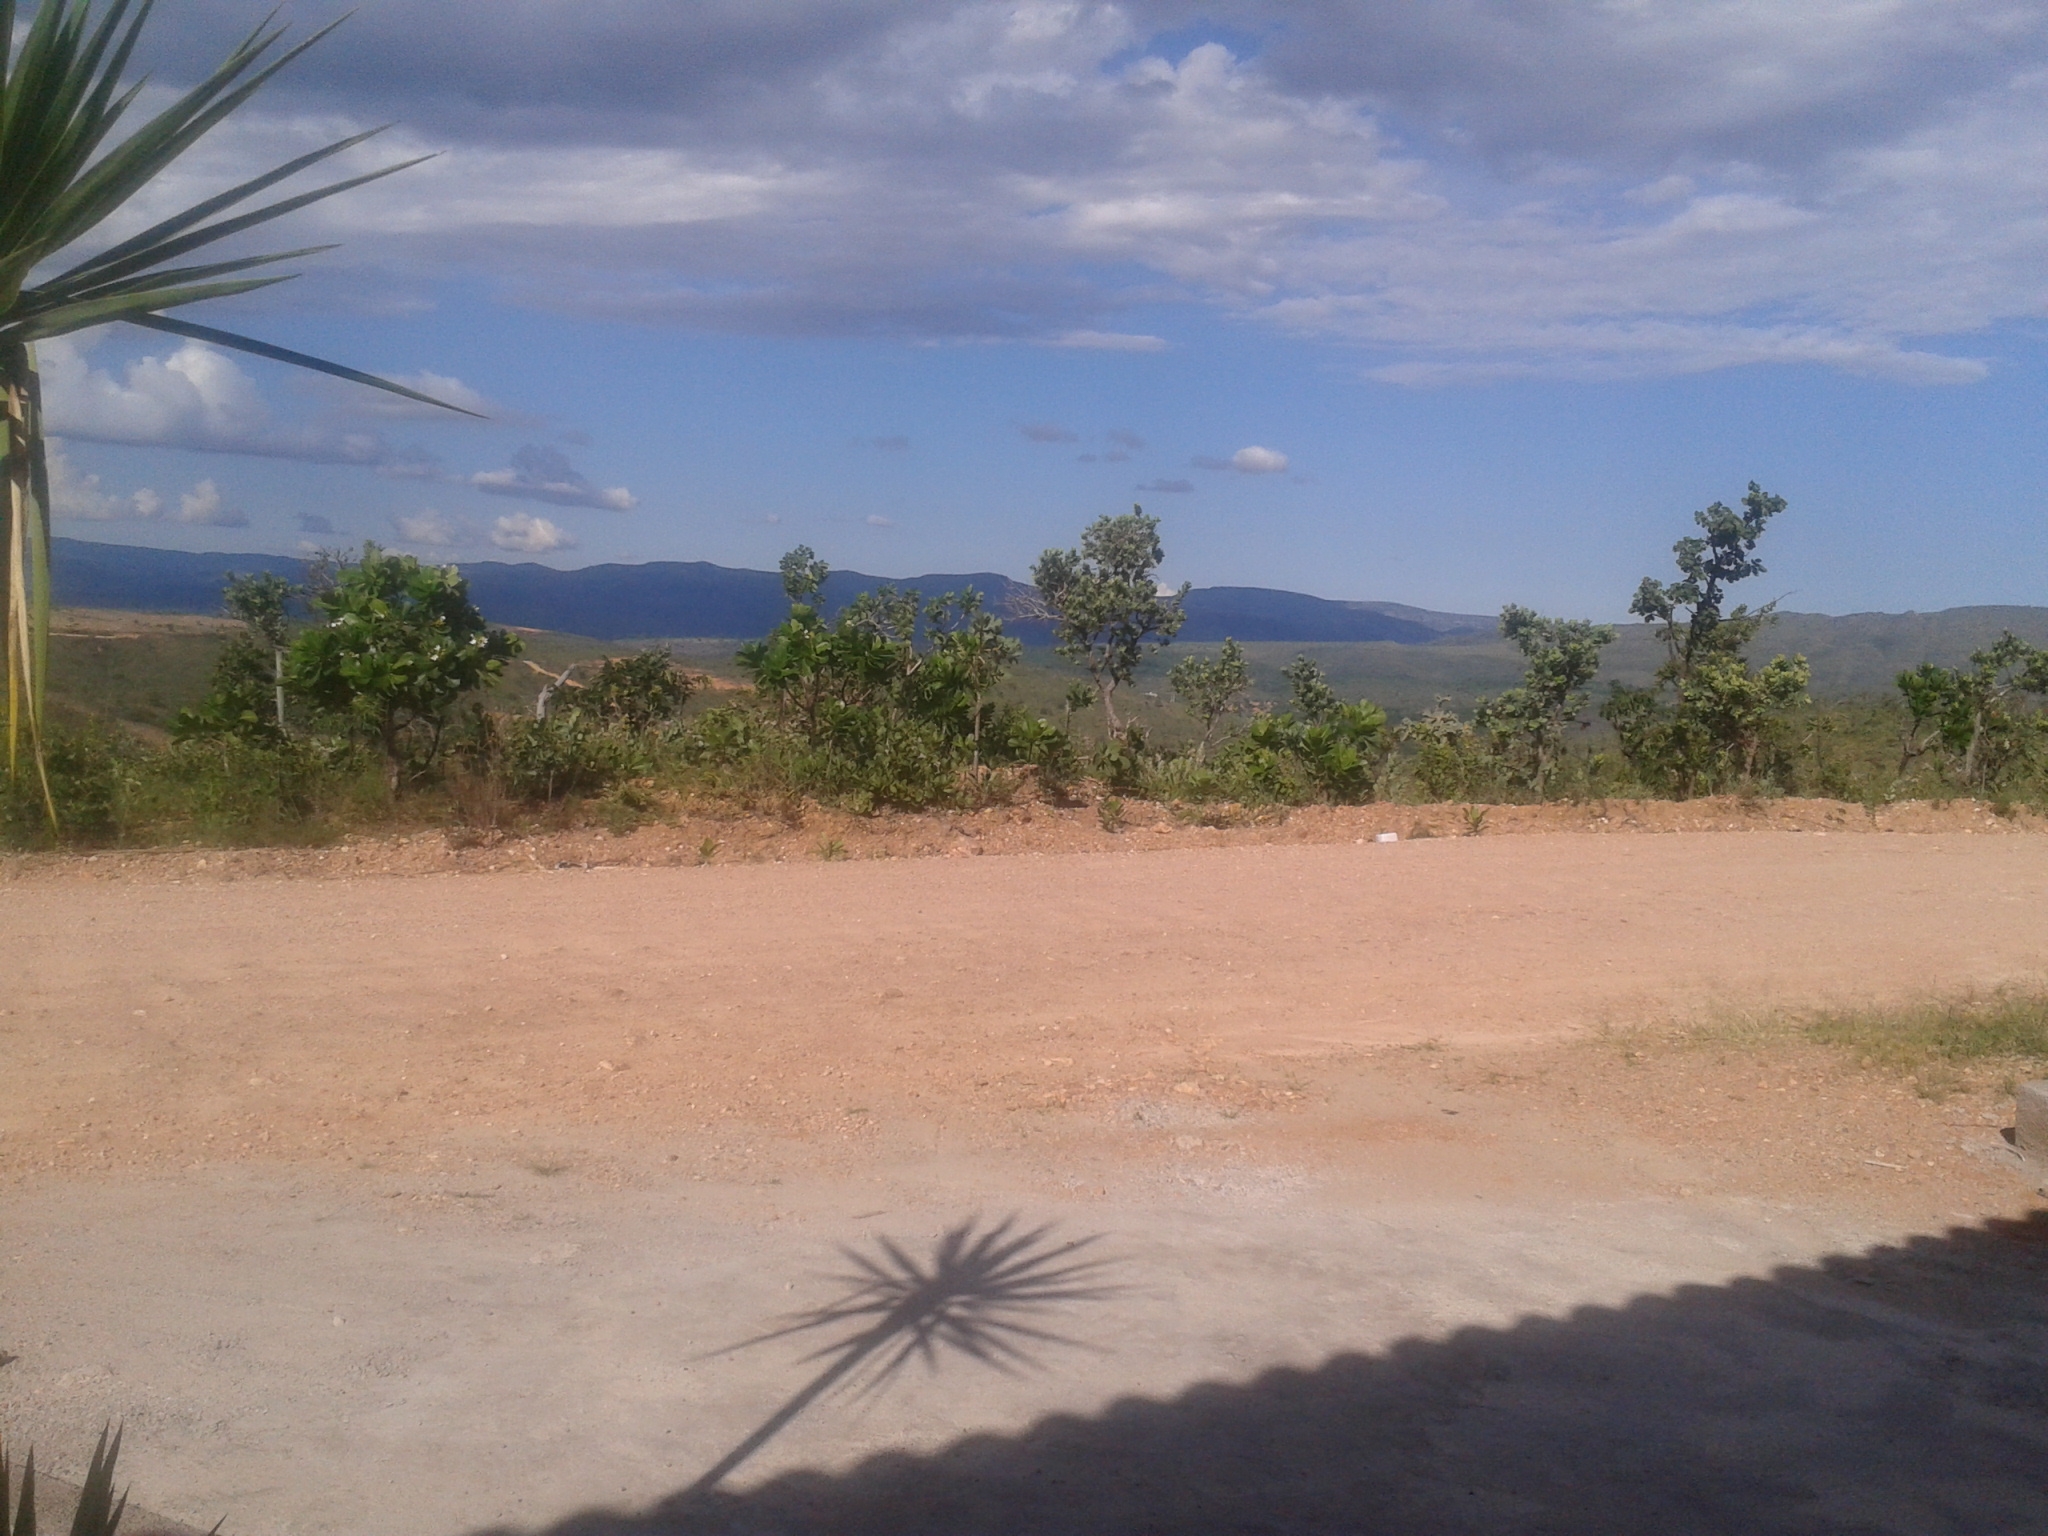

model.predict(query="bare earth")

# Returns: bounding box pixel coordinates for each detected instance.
[3,822,2047,1534]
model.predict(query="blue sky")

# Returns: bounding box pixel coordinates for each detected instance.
[41,1,2048,619]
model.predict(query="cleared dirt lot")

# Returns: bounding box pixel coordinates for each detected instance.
[3,830,2047,1534]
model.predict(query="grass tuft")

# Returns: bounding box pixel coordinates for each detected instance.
[1801,987,2048,1074]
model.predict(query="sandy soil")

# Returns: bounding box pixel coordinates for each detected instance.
[3,828,2047,1533]
[4,793,2040,887]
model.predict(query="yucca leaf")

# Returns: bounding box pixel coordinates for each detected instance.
[62,123,388,280]
[29,245,335,313]
[127,312,487,417]
[1,1,456,808]
[47,151,434,299]
[9,274,294,342]
[36,16,342,257]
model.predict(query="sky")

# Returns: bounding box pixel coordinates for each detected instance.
[36,0,2048,619]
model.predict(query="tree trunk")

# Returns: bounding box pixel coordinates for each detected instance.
[1097,675,1122,739]
[2,343,55,823]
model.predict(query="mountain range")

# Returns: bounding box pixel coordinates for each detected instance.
[48,538,1494,644]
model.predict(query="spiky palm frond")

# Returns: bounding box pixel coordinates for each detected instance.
[1,0,471,820]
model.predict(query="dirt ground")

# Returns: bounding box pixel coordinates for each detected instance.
[3,825,2047,1534]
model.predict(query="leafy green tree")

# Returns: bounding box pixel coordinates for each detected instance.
[1026,507,1189,738]
[583,649,696,730]
[1604,483,1810,795]
[226,571,296,732]
[172,571,303,744]
[1233,655,1390,802]
[1897,633,2048,788]
[1629,483,1786,681]
[0,0,466,818]
[1400,700,1492,802]
[287,545,520,786]
[1279,653,1342,724]
[737,549,1029,804]
[1472,605,1615,794]
[1169,638,1250,759]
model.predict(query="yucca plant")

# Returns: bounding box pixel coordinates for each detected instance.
[1,0,474,822]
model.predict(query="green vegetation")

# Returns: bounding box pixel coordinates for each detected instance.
[1803,988,2048,1079]
[1603,484,1813,795]
[1637,987,2048,1100]
[0,0,465,822]
[1023,507,1188,740]
[13,484,2048,850]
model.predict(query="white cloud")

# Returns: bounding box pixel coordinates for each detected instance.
[38,337,443,470]
[490,512,578,553]
[1044,330,1168,351]
[470,444,638,510]
[865,513,896,527]
[177,479,248,527]
[393,509,477,548]
[47,442,161,522]
[106,1,2048,381]
[1195,445,1291,474]
[1229,445,1289,475]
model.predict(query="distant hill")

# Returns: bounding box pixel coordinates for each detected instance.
[48,538,1490,644]
[46,539,2048,698]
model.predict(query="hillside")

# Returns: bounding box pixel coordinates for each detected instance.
[48,538,1490,645]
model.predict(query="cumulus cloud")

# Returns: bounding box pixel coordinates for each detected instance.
[470,444,638,509]
[177,480,248,527]
[47,443,162,522]
[1229,445,1289,474]
[38,337,446,469]
[490,512,577,553]
[393,509,477,548]
[1195,446,1290,474]
[1020,422,1080,443]
[117,1,2048,381]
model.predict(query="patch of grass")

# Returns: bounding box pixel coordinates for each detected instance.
[816,836,848,861]
[1801,987,2048,1076]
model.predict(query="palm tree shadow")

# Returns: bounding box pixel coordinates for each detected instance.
[684,1214,1121,1498]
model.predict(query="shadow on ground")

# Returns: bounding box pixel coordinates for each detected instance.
[473,1211,2048,1536]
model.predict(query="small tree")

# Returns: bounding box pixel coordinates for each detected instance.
[1897,633,2048,788]
[1025,507,1188,739]
[584,649,696,730]
[287,544,520,786]
[1169,638,1250,760]
[737,548,1027,804]
[1472,604,1615,794]
[1604,483,1809,795]
[173,570,300,744]
[1629,483,1785,682]
[1235,655,1390,803]
[226,571,296,733]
